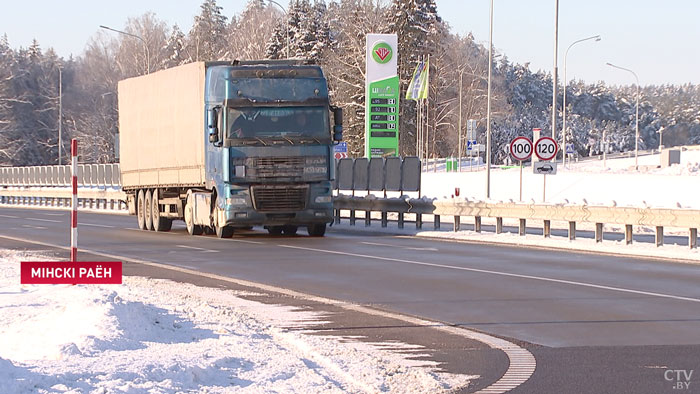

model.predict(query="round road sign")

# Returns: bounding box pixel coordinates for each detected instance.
[535,137,558,161]
[509,136,533,161]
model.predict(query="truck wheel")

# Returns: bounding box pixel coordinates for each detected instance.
[151,189,172,232]
[185,192,203,235]
[282,225,298,235]
[144,190,154,231]
[136,190,146,230]
[215,224,234,238]
[214,207,233,238]
[307,224,326,237]
[267,226,283,235]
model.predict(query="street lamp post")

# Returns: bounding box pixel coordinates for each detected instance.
[267,0,290,59]
[552,0,559,142]
[562,35,600,165]
[58,67,62,165]
[486,0,493,199]
[99,25,150,74]
[606,62,640,169]
[458,70,463,172]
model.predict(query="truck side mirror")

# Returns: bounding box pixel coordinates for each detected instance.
[332,106,343,142]
[208,107,220,144]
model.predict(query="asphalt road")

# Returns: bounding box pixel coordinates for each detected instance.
[2,206,700,393]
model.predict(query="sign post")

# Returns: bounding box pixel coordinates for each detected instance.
[534,136,558,202]
[510,136,533,201]
[366,34,399,158]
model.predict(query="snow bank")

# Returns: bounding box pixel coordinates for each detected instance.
[0,250,471,393]
[420,148,700,209]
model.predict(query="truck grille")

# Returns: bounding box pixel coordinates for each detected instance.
[251,185,308,212]
[250,157,306,178]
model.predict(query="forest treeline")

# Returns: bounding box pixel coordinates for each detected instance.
[0,0,698,165]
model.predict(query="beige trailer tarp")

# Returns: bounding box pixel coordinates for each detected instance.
[118,62,207,189]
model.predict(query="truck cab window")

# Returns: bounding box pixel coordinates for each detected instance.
[227,106,329,142]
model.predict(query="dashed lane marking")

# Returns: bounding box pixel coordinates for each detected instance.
[26,218,61,223]
[176,244,219,253]
[21,225,47,230]
[80,223,115,228]
[361,241,438,251]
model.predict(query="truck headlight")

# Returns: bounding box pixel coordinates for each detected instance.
[314,196,332,204]
[226,197,247,206]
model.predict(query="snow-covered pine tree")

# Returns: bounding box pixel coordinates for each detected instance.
[186,0,229,62]
[163,24,187,68]
[265,0,330,61]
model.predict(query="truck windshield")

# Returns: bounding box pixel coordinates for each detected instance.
[227,106,330,142]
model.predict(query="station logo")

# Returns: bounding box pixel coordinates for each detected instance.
[372,42,393,64]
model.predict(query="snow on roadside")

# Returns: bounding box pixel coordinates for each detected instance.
[0,250,473,393]
[419,148,700,209]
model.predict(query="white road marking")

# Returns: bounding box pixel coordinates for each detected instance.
[80,223,115,228]
[26,218,61,223]
[21,225,47,230]
[278,244,700,304]
[176,244,219,253]
[0,214,19,219]
[230,239,264,245]
[41,212,64,216]
[361,241,438,251]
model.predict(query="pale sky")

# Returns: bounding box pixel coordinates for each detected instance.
[0,0,697,86]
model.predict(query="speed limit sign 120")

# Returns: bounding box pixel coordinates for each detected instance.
[535,137,558,161]
[510,136,533,161]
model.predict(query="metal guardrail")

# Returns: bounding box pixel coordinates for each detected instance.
[0,164,121,187]
[333,195,700,249]
[0,187,127,211]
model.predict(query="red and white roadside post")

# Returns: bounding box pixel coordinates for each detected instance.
[71,138,78,262]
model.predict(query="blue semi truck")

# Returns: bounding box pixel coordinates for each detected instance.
[118,61,342,238]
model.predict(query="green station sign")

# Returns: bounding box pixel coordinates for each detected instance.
[366,34,399,158]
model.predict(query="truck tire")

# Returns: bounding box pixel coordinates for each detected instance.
[282,225,298,235]
[213,207,233,238]
[151,189,172,232]
[267,226,283,235]
[215,224,234,238]
[136,190,146,230]
[307,223,326,237]
[185,192,203,235]
[144,190,154,230]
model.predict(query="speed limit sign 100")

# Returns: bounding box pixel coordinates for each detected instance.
[510,136,533,161]
[535,137,558,161]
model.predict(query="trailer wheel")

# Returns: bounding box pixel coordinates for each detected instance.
[185,192,203,235]
[151,189,172,232]
[136,190,146,230]
[144,190,154,230]
[282,225,298,235]
[307,224,326,237]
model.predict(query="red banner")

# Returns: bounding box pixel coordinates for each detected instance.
[20,261,122,284]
